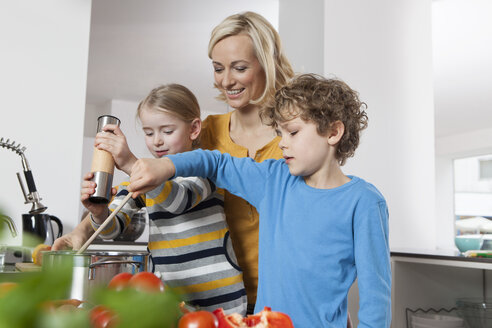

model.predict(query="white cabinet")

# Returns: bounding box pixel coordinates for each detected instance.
[391,249,492,327]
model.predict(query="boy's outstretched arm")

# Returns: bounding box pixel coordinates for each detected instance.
[128,157,176,198]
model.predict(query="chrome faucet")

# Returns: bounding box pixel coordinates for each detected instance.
[0,215,18,238]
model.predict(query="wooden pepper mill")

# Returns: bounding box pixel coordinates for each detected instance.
[89,115,121,204]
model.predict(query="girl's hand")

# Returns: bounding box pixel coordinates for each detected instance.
[128,157,176,198]
[95,124,138,175]
[80,172,116,219]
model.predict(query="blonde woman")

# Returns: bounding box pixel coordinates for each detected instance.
[200,12,294,313]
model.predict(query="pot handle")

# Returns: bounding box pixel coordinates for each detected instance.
[88,260,142,280]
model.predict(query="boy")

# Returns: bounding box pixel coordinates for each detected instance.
[128,74,391,327]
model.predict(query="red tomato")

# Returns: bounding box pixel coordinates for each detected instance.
[90,305,117,328]
[178,311,218,328]
[128,271,165,293]
[107,272,133,291]
[0,282,18,298]
[213,307,294,328]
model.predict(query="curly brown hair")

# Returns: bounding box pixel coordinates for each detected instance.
[261,73,368,165]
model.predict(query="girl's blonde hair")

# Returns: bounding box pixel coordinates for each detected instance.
[208,11,294,107]
[137,84,201,148]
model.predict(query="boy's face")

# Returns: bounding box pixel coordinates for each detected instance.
[276,116,333,180]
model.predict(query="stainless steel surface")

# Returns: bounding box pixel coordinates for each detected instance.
[42,250,149,303]
[0,264,38,282]
[0,215,18,237]
[0,245,32,264]
[0,137,26,156]
[90,171,113,203]
[89,115,121,204]
[96,115,120,133]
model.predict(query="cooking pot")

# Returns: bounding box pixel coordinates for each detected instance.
[42,250,149,304]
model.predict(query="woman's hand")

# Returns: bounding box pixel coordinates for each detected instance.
[80,172,115,220]
[52,215,94,251]
[128,157,176,198]
[95,124,138,175]
[52,231,88,251]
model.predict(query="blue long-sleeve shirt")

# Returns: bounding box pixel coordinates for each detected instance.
[169,149,391,327]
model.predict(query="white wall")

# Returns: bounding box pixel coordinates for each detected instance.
[279,0,324,75]
[323,0,436,249]
[0,1,92,244]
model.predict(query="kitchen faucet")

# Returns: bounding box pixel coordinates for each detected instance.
[0,215,18,238]
[0,137,47,214]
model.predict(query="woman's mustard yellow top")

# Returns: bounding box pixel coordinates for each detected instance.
[200,111,282,305]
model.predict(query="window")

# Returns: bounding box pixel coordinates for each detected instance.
[454,155,492,241]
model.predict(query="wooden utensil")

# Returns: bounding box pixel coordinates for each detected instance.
[77,192,133,254]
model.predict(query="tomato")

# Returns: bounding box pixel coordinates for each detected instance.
[213,307,294,328]
[32,243,51,265]
[178,311,218,328]
[0,282,18,298]
[107,272,133,291]
[90,305,117,328]
[128,272,165,293]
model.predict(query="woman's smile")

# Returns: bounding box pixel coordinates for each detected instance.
[211,34,266,110]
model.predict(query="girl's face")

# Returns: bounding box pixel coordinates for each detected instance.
[211,34,266,110]
[139,106,197,158]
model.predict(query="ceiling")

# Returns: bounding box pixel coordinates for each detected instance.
[85,0,492,139]
[85,0,277,118]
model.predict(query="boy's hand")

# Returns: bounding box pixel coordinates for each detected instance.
[80,172,115,220]
[95,124,138,175]
[128,157,176,198]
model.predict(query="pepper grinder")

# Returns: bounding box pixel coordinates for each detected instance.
[89,115,121,204]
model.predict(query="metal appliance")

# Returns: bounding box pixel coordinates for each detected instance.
[1,137,63,246]
[89,115,121,204]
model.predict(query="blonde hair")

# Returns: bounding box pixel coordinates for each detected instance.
[208,11,294,107]
[137,84,201,148]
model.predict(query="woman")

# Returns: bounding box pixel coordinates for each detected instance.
[199,12,294,313]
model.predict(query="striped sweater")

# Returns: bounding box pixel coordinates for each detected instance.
[91,176,247,315]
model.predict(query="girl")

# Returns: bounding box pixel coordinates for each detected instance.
[57,84,247,315]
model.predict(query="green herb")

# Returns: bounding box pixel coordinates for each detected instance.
[0,257,74,328]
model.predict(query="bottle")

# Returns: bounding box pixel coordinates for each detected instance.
[89,115,121,203]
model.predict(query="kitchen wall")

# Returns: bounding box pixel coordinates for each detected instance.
[83,0,436,252]
[0,1,92,245]
[1,0,483,256]
[322,0,436,249]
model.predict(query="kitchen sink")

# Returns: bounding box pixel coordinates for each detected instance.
[0,246,36,282]
[0,245,32,264]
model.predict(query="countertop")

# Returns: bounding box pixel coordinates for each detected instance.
[87,240,148,251]
[391,248,492,270]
